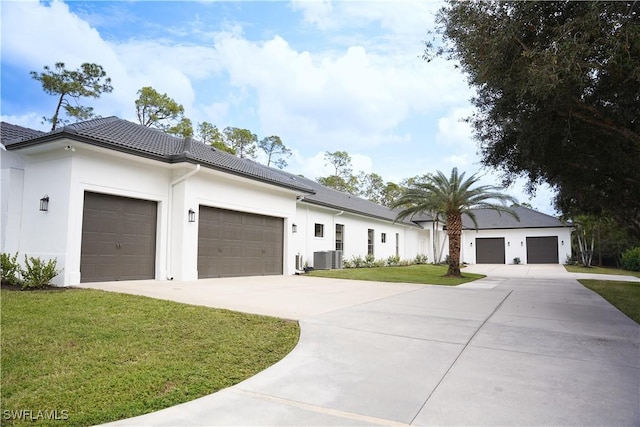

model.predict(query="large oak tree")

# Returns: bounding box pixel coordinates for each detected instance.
[431,1,640,237]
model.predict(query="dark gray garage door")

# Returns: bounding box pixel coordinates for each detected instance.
[527,236,559,263]
[476,238,506,264]
[198,206,283,278]
[81,192,157,282]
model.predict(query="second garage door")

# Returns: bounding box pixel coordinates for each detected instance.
[198,206,284,278]
[527,236,559,263]
[476,237,506,264]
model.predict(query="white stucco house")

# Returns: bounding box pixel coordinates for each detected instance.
[1,117,571,286]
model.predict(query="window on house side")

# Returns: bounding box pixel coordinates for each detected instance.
[368,229,374,255]
[335,224,344,251]
[381,233,387,243]
[315,223,324,238]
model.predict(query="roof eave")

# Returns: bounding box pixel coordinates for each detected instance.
[301,199,421,228]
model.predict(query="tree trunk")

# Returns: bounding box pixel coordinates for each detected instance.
[51,93,66,131]
[446,213,462,277]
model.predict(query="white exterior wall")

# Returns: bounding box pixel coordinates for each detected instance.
[461,227,572,264]
[293,203,429,268]
[1,149,26,253]
[4,149,75,286]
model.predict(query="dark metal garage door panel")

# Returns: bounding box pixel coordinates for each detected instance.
[527,236,559,264]
[81,192,157,282]
[476,238,505,264]
[198,207,283,278]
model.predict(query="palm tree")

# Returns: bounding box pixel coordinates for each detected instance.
[391,168,519,277]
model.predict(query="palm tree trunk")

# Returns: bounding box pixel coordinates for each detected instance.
[446,213,462,276]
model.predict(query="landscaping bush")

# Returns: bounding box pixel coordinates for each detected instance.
[345,254,390,268]
[347,255,365,268]
[386,255,401,266]
[414,254,429,264]
[621,247,640,272]
[1,252,22,286]
[363,253,383,268]
[513,257,521,265]
[21,256,60,289]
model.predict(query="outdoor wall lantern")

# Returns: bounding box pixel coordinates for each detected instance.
[508,241,511,247]
[292,223,298,233]
[521,241,524,246]
[39,195,49,212]
[188,209,196,223]
[561,240,564,246]
[470,242,473,247]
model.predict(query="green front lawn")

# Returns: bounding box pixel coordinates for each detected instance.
[578,280,640,324]
[1,289,299,426]
[307,264,484,286]
[565,264,640,278]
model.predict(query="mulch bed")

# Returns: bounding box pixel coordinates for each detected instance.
[0,282,77,291]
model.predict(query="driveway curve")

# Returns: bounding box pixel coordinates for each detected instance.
[98,266,639,426]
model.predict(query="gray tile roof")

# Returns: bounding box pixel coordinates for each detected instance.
[272,170,423,227]
[2,118,565,230]
[463,205,567,229]
[3,117,314,194]
[1,122,45,144]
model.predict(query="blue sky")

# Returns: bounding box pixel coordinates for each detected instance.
[1,0,557,213]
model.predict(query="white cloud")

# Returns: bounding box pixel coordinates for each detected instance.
[1,1,217,124]
[436,107,475,148]
[211,30,469,151]
[290,0,334,30]
[0,113,48,132]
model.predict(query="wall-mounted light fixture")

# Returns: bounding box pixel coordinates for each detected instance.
[521,241,524,247]
[188,209,196,223]
[561,240,564,246]
[470,241,473,247]
[508,241,511,247]
[292,223,298,233]
[39,195,49,212]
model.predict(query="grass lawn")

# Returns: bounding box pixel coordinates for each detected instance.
[1,289,299,426]
[307,264,484,286]
[578,280,640,324]
[565,264,640,278]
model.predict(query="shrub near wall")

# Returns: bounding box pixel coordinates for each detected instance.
[343,254,428,269]
[621,247,640,271]
[0,253,61,289]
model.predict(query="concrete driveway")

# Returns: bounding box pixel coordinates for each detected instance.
[93,265,640,426]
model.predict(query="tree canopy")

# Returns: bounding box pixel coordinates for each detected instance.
[391,168,518,277]
[30,62,113,131]
[221,127,258,159]
[317,151,359,194]
[196,122,235,154]
[135,86,192,136]
[259,136,292,169]
[431,1,640,237]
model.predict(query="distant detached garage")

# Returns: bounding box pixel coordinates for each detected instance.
[461,206,571,265]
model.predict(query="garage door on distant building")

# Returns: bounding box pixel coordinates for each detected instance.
[476,237,505,264]
[81,192,157,282]
[527,236,559,263]
[198,206,284,278]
